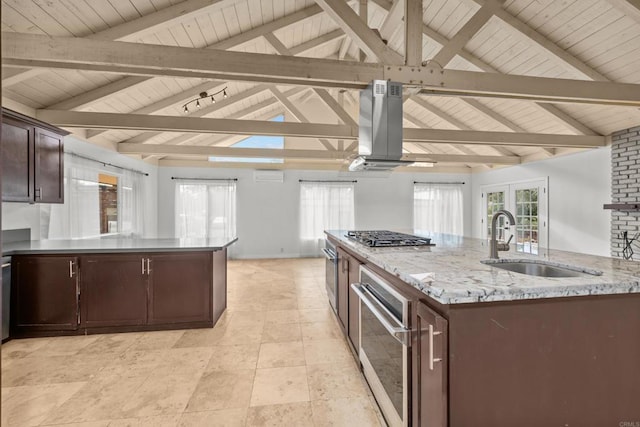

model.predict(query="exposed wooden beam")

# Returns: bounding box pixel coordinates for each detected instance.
[379,0,404,41]
[404,0,423,66]
[35,110,606,148]
[269,85,336,151]
[86,80,228,139]
[535,103,600,136]
[120,84,272,144]
[289,29,346,56]
[359,0,369,62]
[119,143,519,164]
[314,0,403,64]
[372,0,601,135]
[410,96,517,156]
[33,4,325,111]
[1,0,240,87]
[6,33,640,106]
[431,0,504,68]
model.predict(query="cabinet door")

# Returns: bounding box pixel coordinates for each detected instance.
[336,249,349,332]
[148,252,212,325]
[34,128,64,203]
[413,301,448,427]
[81,254,148,328]
[1,117,35,202]
[12,256,78,331]
[347,254,361,351]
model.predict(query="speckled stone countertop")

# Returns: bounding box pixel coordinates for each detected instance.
[326,230,640,304]
[2,237,237,255]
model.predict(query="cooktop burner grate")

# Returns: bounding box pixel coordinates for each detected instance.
[346,230,434,247]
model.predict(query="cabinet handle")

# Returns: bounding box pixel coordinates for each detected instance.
[428,324,442,371]
[35,187,42,200]
[141,258,146,275]
[69,260,75,278]
[146,258,152,275]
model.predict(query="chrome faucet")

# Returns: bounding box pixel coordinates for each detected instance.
[489,209,516,259]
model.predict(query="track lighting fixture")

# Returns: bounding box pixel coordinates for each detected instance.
[182,87,228,113]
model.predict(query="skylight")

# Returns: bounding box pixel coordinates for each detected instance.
[209,115,284,164]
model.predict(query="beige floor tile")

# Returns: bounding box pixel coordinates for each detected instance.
[1,337,51,360]
[42,371,150,424]
[311,397,382,426]
[119,372,202,418]
[42,422,110,427]
[299,308,334,323]
[1,382,85,427]
[2,354,111,387]
[34,335,102,357]
[249,366,309,407]
[300,321,342,341]
[257,342,305,368]
[172,327,227,348]
[178,408,247,427]
[77,333,141,356]
[203,344,260,371]
[297,297,328,310]
[127,330,185,351]
[261,297,298,310]
[106,414,180,427]
[245,402,314,427]
[303,339,353,366]
[306,362,368,400]
[214,328,262,346]
[154,347,213,376]
[185,369,254,412]
[261,322,302,343]
[265,309,300,324]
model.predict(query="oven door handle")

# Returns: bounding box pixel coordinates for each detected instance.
[351,283,411,347]
[321,248,337,261]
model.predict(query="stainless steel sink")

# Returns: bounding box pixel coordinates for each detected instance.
[481,260,602,278]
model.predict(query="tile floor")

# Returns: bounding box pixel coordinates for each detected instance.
[1,258,385,427]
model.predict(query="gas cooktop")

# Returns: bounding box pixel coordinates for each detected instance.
[345,230,434,247]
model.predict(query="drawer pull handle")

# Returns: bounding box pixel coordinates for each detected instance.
[429,324,442,370]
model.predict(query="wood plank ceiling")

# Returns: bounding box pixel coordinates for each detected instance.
[2,0,640,172]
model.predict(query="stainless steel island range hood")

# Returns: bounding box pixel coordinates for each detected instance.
[349,80,414,172]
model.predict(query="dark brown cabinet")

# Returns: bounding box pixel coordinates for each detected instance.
[81,254,148,328]
[148,252,212,325]
[336,248,363,352]
[413,300,448,427]
[10,250,224,337]
[1,108,66,203]
[11,256,79,332]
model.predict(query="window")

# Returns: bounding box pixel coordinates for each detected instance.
[175,181,237,240]
[413,184,463,236]
[209,115,284,164]
[45,155,145,239]
[481,179,547,256]
[299,182,354,254]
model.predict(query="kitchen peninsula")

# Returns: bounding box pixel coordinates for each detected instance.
[326,230,640,427]
[3,237,236,338]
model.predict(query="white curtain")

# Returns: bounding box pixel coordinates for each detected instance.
[175,181,237,240]
[413,184,463,236]
[119,168,146,237]
[46,154,101,239]
[300,182,355,255]
[45,154,146,239]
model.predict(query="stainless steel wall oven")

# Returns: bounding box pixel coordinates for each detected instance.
[322,240,338,313]
[352,266,411,427]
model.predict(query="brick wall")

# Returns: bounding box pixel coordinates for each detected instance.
[611,125,640,259]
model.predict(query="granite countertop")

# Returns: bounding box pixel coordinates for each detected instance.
[2,237,238,255]
[326,230,640,304]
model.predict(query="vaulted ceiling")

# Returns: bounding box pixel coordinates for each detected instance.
[2,0,640,172]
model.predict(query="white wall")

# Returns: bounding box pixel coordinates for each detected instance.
[471,148,611,256]
[2,135,158,239]
[157,167,472,259]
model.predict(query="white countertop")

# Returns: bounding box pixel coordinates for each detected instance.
[3,237,237,255]
[326,230,640,304]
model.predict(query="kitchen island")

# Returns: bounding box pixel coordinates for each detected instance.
[4,237,236,338]
[326,230,640,427]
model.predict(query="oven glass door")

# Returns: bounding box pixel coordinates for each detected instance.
[356,268,409,427]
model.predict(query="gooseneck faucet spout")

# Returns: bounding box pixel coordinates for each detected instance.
[490,209,516,259]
